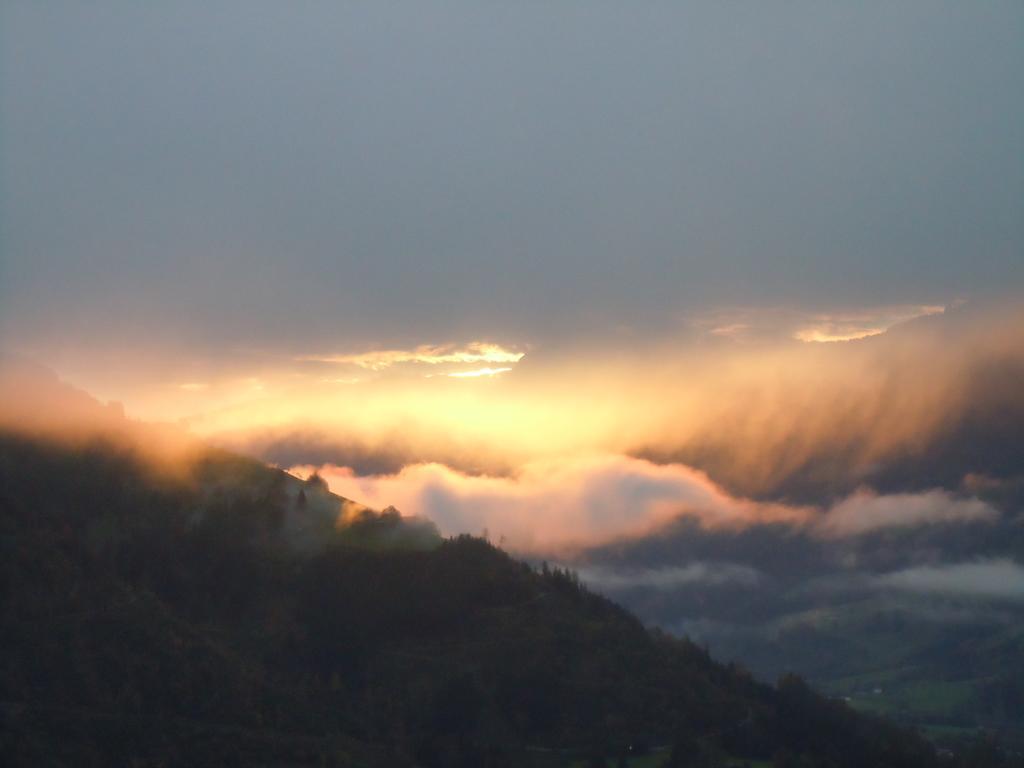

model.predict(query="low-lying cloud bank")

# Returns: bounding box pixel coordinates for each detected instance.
[573,562,763,591]
[295,455,808,551]
[875,558,1024,601]
[295,453,998,552]
[813,489,998,538]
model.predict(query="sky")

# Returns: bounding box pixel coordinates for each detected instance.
[1,2,1023,550]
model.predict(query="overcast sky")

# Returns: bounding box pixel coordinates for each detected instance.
[2,1,1022,363]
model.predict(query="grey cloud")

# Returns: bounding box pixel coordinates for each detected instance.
[3,2,1022,358]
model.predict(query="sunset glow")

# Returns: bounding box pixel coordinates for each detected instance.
[5,300,1019,550]
[3,3,1023,759]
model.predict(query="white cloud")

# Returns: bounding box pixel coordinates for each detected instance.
[298,454,807,552]
[292,455,1002,553]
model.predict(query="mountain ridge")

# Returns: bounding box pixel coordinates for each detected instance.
[0,428,963,767]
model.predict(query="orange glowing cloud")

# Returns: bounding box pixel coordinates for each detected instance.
[297,341,525,371]
[792,304,945,343]
[691,303,947,344]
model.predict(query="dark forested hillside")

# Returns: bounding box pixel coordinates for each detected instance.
[0,432,993,767]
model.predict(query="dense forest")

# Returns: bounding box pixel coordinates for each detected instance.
[0,431,1015,767]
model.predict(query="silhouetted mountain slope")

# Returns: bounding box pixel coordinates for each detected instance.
[0,432,963,767]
